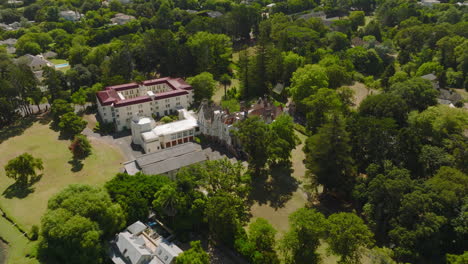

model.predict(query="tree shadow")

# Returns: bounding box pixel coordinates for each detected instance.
[309,192,354,217]
[249,163,299,209]
[2,174,42,199]
[0,116,36,144]
[68,159,83,172]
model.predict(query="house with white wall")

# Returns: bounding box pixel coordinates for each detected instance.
[96,77,194,131]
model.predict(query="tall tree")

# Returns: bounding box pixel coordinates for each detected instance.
[304,114,355,194]
[234,116,270,173]
[327,212,374,264]
[289,64,329,111]
[280,208,327,264]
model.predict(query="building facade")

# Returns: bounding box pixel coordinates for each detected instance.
[96,77,194,131]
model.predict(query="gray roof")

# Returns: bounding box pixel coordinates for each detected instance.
[42,51,57,59]
[141,150,207,175]
[273,83,285,94]
[206,11,223,18]
[438,88,462,103]
[115,232,152,264]
[135,143,201,167]
[127,221,147,235]
[0,38,17,46]
[421,73,437,81]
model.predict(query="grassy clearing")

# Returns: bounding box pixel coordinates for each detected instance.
[0,217,38,264]
[347,82,380,108]
[249,131,308,235]
[0,121,125,231]
[213,79,240,104]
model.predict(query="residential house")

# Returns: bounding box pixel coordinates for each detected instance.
[59,10,83,21]
[110,221,183,264]
[111,13,136,25]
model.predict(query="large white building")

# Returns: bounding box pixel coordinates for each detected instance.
[131,109,199,153]
[96,77,194,131]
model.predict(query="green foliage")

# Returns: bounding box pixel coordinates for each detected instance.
[58,112,87,137]
[268,114,300,164]
[176,241,209,264]
[160,116,173,124]
[327,212,374,264]
[447,252,468,264]
[4,153,43,187]
[280,208,327,264]
[50,99,73,122]
[234,116,269,172]
[187,72,217,104]
[69,135,92,160]
[303,88,344,133]
[221,99,240,112]
[390,77,438,112]
[304,114,355,194]
[105,173,172,224]
[358,93,408,125]
[289,64,329,110]
[39,185,125,264]
[236,218,279,264]
[187,32,232,77]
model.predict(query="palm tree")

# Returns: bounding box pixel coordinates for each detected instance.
[220,74,231,99]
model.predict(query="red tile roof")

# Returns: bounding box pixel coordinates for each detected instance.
[105,82,139,91]
[97,77,191,107]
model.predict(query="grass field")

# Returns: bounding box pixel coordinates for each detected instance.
[0,217,38,264]
[0,121,125,231]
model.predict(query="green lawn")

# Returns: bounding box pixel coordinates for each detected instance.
[0,217,38,264]
[0,121,125,232]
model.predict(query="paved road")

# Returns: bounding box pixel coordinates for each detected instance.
[82,128,142,161]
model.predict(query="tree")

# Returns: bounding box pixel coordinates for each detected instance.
[153,184,182,218]
[390,78,437,112]
[418,145,454,178]
[327,212,374,264]
[187,72,217,104]
[51,99,73,122]
[38,185,125,264]
[303,88,343,133]
[327,32,350,51]
[176,241,209,264]
[304,114,355,194]
[105,173,171,224]
[358,93,408,125]
[289,64,329,111]
[4,153,43,187]
[280,208,327,264]
[187,32,232,77]
[234,116,269,173]
[69,135,92,160]
[220,74,231,98]
[58,112,87,137]
[236,218,280,264]
[71,87,88,110]
[205,191,247,245]
[268,114,300,164]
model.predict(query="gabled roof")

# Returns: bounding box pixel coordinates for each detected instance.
[115,232,152,264]
[421,73,437,81]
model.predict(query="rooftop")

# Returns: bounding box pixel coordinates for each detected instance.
[97,77,192,107]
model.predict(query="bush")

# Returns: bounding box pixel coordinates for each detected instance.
[30,225,39,241]
[160,116,173,123]
[69,135,92,160]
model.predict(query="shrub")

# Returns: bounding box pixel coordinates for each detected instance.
[69,135,92,160]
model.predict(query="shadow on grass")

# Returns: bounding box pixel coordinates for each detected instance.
[0,116,36,144]
[2,174,42,199]
[310,192,354,217]
[249,163,299,209]
[68,159,83,172]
